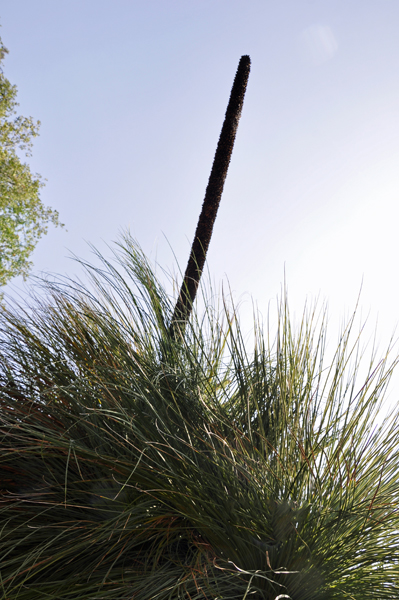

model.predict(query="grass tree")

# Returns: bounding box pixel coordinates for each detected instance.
[1,57,399,599]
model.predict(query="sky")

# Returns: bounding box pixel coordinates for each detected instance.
[2,1,399,399]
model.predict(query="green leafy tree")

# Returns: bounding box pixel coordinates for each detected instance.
[0,35,63,290]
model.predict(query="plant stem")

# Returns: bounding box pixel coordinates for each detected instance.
[170,55,251,338]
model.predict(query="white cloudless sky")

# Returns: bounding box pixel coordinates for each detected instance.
[2,1,399,400]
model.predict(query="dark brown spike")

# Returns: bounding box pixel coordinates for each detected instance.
[170,55,251,338]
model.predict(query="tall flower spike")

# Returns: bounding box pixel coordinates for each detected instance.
[170,55,251,338]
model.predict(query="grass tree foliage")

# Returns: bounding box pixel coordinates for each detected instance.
[1,235,399,599]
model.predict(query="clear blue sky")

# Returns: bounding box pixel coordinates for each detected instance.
[2,1,399,395]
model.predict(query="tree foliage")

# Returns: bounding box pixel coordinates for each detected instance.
[0,34,63,290]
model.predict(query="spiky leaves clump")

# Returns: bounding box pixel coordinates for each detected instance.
[1,235,399,599]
